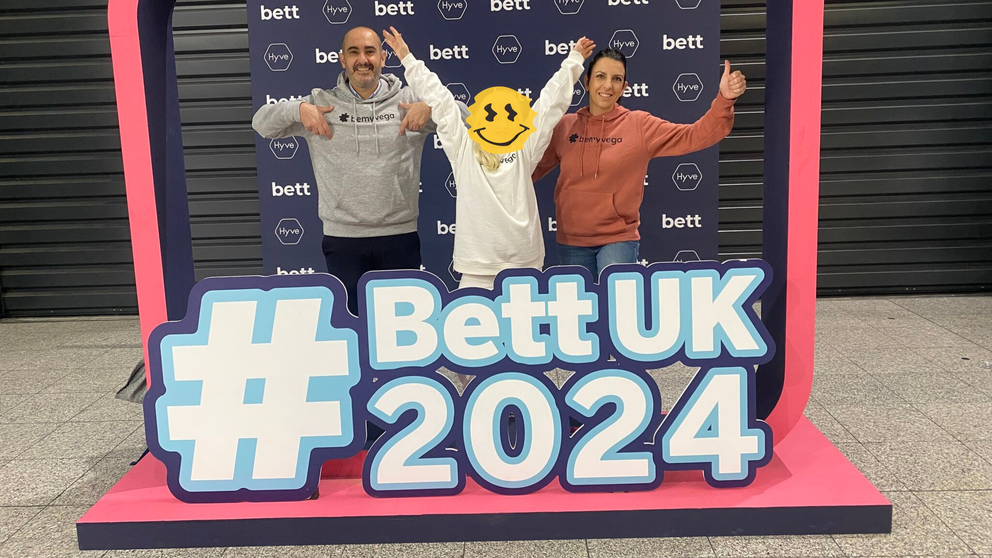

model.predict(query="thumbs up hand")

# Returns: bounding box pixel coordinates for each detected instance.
[719,60,746,100]
[300,103,335,139]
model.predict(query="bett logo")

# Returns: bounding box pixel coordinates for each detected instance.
[259,4,300,20]
[374,0,415,15]
[437,0,467,19]
[492,35,521,64]
[490,0,529,10]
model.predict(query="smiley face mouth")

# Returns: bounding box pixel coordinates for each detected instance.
[473,124,530,147]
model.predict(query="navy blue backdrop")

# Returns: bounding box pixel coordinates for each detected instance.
[247,0,719,290]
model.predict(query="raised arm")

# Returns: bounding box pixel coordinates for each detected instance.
[522,37,594,172]
[641,60,746,158]
[251,93,340,140]
[385,27,468,162]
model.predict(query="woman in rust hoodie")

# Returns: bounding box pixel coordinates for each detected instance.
[533,49,747,279]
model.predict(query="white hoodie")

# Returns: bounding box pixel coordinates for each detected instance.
[401,51,585,276]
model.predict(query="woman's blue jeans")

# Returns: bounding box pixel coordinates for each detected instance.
[556,241,640,282]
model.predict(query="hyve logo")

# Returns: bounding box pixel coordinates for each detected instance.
[446,83,471,104]
[444,172,457,197]
[315,48,340,64]
[275,218,304,245]
[382,41,403,68]
[437,221,456,235]
[673,73,703,101]
[491,0,529,10]
[552,0,584,15]
[663,34,704,50]
[544,39,577,56]
[662,213,703,229]
[673,249,701,263]
[264,43,293,71]
[271,182,312,196]
[492,35,522,64]
[266,94,304,104]
[609,30,639,58]
[374,0,415,15]
[675,0,702,9]
[276,266,316,275]
[622,83,649,98]
[270,138,300,159]
[672,163,702,190]
[448,261,462,282]
[437,0,467,20]
[571,80,586,107]
[430,43,469,60]
[323,0,353,24]
[260,4,300,19]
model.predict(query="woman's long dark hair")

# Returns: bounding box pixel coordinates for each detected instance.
[585,48,627,105]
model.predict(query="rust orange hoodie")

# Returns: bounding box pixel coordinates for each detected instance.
[533,93,736,247]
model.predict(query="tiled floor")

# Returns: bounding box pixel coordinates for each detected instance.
[1,295,991,557]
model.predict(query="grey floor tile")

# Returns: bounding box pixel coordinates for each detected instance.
[52,454,134,507]
[892,295,992,317]
[832,491,971,556]
[804,400,857,444]
[834,442,907,492]
[811,375,902,407]
[104,548,226,556]
[18,421,140,460]
[224,546,344,557]
[0,458,95,506]
[883,374,991,405]
[70,393,144,422]
[0,422,59,464]
[80,349,144,375]
[877,324,979,349]
[917,490,992,555]
[338,545,376,558]
[813,346,865,375]
[863,440,992,490]
[648,365,699,412]
[0,395,23,417]
[0,351,34,371]
[465,540,587,558]
[11,348,109,372]
[964,439,992,463]
[953,371,992,398]
[0,369,72,395]
[914,346,992,374]
[916,402,992,441]
[709,534,843,556]
[0,505,101,558]
[0,507,42,545]
[42,367,133,394]
[0,392,104,424]
[829,404,954,443]
[376,542,464,557]
[107,425,148,459]
[846,348,943,376]
[588,537,713,557]
[821,330,907,352]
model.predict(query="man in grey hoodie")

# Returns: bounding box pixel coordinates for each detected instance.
[252,26,461,315]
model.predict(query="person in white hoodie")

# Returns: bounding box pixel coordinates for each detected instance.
[383,27,594,290]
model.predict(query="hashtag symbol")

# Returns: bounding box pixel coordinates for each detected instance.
[569,133,578,143]
[150,285,360,498]
[339,113,350,122]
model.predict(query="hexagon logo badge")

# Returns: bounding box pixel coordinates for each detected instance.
[444,172,457,198]
[675,0,702,9]
[269,137,300,160]
[492,35,522,64]
[553,0,584,15]
[322,0,353,24]
[275,218,304,245]
[448,260,462,283]
[608,29,638,58]
[446,83,471,105]
[382,40,403,69]
[673,250,701,263]
[264,43,293,72]
[437,0,467,20]
[673,73,704,101]
[672,163,702,191]
[570,80,586,107]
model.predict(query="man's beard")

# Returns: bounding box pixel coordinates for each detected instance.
[350,63,377,88]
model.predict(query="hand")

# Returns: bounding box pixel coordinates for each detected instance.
[299,102,334,139]
[382,26,411,60]
[398,101,431,135]
[573,37,596,60]
[719,60,746,100]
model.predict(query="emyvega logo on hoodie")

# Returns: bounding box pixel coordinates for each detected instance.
[337,112,398,124]
[568,133,623,145]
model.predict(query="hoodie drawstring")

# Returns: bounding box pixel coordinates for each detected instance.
[579,116,606,178]
[595,118,604,178]
[372,100,380,157]
[353,97,359,157]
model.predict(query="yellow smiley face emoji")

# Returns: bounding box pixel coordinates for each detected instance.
[465,87,537,154]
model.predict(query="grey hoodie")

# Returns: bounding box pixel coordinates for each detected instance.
[252,72,449,238]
